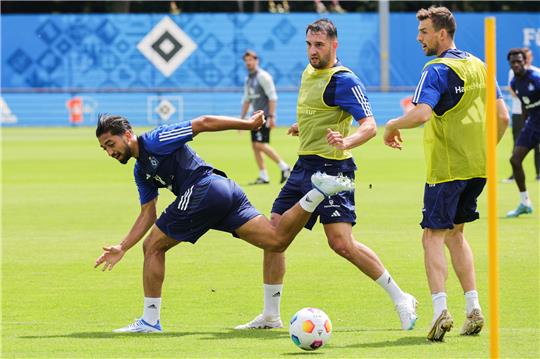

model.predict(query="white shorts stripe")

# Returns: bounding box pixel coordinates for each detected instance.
[177,185,194,211]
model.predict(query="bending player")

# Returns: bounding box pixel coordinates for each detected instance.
[94,111,353,333]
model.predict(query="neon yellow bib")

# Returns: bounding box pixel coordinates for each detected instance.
[423,55,487,184]
[297,64,354,160]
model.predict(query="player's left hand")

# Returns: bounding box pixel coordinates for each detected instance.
[267,116,276,128]
[383,120,403,150]
[247,110,265,130]
[94,244,125,272]
[326,128,349,150]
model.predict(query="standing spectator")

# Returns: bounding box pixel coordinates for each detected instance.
[240,50,291,185]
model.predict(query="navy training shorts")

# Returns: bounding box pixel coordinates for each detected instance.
[515,123,540,150]
[271,163,356,230]
[155,174,260,243]
[420,178,486,229]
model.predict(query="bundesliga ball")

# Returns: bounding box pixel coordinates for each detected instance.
[289,308,332,351]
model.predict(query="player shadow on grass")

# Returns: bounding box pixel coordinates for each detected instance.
[334,335,428,349]
[19,329,290,340]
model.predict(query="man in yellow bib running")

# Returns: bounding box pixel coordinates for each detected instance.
[236,18,418,332]
[383,6,509,341]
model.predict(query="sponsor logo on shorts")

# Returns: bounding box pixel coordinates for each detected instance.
[324,198,341,209]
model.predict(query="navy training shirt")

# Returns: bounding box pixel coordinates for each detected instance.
[412,49,502,116]
[510,67,540,130]
[134,121,214,204]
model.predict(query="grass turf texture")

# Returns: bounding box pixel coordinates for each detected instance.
[2,126,538,358]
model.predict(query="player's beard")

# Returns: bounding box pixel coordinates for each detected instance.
[116,140,132,164]
[310,50,332,69]
[422,40,439,57]
[425,46,437,56]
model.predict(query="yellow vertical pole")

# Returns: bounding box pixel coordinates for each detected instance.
[485,17,499,359]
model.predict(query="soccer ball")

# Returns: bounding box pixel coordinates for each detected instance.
[289,307,332,351]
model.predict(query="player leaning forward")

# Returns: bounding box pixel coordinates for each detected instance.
[383,6,509,341]
[94,111,354,333]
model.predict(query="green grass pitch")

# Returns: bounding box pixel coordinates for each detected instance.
[2,126,538,358]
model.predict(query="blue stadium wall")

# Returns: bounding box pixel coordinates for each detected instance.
[2,13,539,126]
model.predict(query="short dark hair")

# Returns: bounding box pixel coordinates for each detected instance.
[507,48,527,61]
[96,113,132,137]
[243,50,258,60]
[306,18,337,39]
[416,6,456,38]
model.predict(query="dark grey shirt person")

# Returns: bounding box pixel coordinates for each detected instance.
[242,68,278,122]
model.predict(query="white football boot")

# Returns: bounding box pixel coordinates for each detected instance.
[234,314,283,330]
[112,318,162,333]
[395,293,418,330]
[311,172,355,197]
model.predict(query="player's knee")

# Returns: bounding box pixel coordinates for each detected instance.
[509,154,522,168]
[268,237,288,253]
[327,235,352,258]
[143,236,166,257]
[422,233,433,250]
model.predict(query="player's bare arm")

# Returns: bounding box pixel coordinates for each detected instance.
[267,100,277,128]
[95,198,157,271]
[191,110,265,136]
[326,116,377,150]
[240,101,250,120]
[496,98,509,143]
[383,103,432,149]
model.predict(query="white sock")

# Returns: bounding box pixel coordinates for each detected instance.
[375,270,406,304]
[520,191,531,206]
[278,160,289,171]
[259,169,269,181]
[262,284,282,320]
[432,292,447,322]
[143,297,162,325]
[299,189,325,212]
[464,290,481,314]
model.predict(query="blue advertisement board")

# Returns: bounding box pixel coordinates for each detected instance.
[1,13,535,126]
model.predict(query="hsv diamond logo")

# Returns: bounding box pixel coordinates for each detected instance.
[138,17,197,77]
[154,99,177,121]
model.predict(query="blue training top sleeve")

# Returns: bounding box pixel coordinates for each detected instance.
[133,163,159,205]
[134,162,158,205]
[142,121,193,155]
[333,72,373,121]
[412,65,442,108]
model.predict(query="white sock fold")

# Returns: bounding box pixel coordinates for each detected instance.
[375,270,407,304]
[432,292,447,322]
[520,191,531,206]
[143,297,162,325]
[259,169,269,181]
[464,290,481,314]
[278,160,289,171]
[263,284,282,320]
[299,189,325,212]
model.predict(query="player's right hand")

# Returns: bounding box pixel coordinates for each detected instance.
[287,123,299,136]
[94,244,125,272]
[248,110,265,130]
